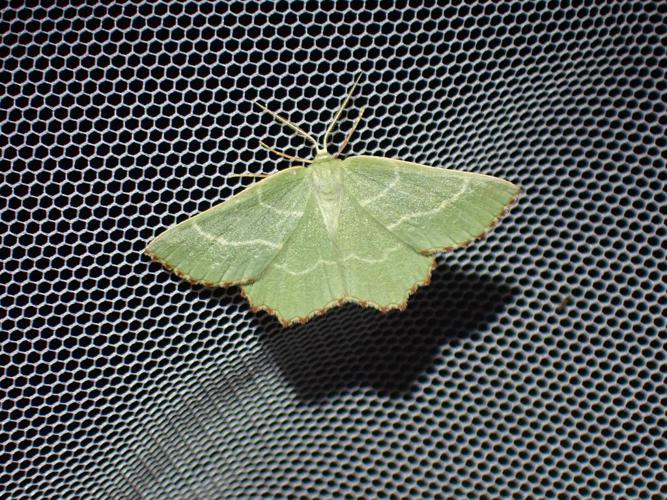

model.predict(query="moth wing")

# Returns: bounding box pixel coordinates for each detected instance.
[342,155,521,253]
[242,176,433,326]
[145,167,309,286]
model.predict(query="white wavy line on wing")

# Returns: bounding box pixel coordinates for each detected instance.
[274,245,403,276]
[257,187,304,217]
[387,179,471,230]
[359,167,401,207]
[193,223,282,249]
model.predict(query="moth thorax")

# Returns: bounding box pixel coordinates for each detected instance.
[310,161,344,239]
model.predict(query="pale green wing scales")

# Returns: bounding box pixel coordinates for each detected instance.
[146,78,521,326]
[241,166,434,324]
[145,167,309,287]
[342,156,521,253]
[329,191,433,307]
[240,193,348,322]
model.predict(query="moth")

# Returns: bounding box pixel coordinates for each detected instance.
[145,78,521,326]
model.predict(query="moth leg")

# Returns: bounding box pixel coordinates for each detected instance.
[323,73,363,149]
[254,100,319,147]
[259,140,313,164]
[227,173,270,178]
[334,105,366,157]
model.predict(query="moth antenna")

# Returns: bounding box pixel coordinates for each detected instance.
[259,140,313,164]
[254,101,319,148]
[334,105,366,158]
[322,73,363,150]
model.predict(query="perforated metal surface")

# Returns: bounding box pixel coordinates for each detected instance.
[2,2,666,498]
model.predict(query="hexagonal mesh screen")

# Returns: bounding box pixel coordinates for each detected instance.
[2,1,666,498]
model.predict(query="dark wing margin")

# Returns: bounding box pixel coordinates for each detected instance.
[342,155,521,253]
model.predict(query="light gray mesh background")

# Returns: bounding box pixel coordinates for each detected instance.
[2,1,666,498]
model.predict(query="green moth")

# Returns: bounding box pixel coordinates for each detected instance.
[145,78,521,326]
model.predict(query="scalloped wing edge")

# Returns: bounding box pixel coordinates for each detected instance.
[146,181,522,326]
[240,185,522,326]
[420,185,523,255]
[240,257,438,327]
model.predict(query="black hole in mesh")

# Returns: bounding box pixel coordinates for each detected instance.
[2,1,666,498]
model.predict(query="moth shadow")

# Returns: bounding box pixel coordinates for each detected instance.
[256,265,518,403]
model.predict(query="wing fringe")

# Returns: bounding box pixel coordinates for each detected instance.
[144,247,256,288]
[419,186,523,254]
[240,257,437,327]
